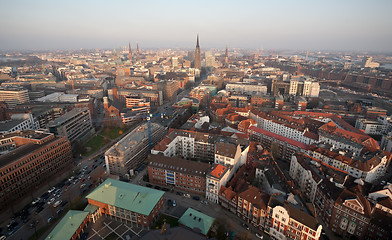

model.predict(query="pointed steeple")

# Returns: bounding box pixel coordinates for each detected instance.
[225,45,229,66]
[194,34,201,70]
[128,42,132,61]
[136,43,140,60]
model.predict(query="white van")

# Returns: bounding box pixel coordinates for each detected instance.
[53,200,62,208]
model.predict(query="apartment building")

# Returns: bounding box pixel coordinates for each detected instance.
[105,123,166,179]
[0,131,72,209]
[226,82,267,96]
[355,119,386,135]
[152,129,216,161]
[265,197,323,240]
[47,108,94,143]
[147,154,210,194]
[206,164,230,203]
[249,126,309,161]
[0,112,40,134]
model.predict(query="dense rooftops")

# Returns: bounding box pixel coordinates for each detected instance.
[148,154,210,176]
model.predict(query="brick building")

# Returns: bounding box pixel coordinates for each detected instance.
[86,179,164,227]
[148,154,210,194]
[0,130,72,209]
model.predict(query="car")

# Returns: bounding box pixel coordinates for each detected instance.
[87,176,91,180]
[256,233,263,239]
[32,197,41,205]
[146,183,152,188]
[154,186,161,190]
[56,208,63,215]
[172,200,176,207]
[184,193,191,198]
[168,200,172,206]
[53,200,62,208]
[176,191,182,196]
[80,183,86,189]
[7,221,18,231]
[81,178,85,183]
[94,159,98,162]
[162,187,170,192]
[41,192,49,200]
[242,223,249,230]
[192,196,200,201]
[103,164,106,168]
[47,217,53,224]
[48,198,56,205]
[200,200,208,205]
[60,200,68,207]
[48,187,56,193]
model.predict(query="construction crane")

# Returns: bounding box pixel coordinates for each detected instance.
[146,111,166,152]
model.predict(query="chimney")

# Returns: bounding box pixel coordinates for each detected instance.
[103,97,109,109]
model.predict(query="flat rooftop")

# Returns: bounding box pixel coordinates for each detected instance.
[0,136,61,168]
[47,108,88,127]
[106,122,162,156]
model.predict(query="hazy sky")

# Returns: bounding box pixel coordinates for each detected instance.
[1,0,391,52]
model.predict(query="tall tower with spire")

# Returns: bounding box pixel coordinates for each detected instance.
[224,45,229,66]
[136,43,140,60]
[194,34,201,70]
[128,42,132,62]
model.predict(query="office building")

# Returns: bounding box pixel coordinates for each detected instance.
[0,88,29,109]
[0,130,72,209]
[86,179,164,226]
[105,123,165,179]
[47,108,94,143]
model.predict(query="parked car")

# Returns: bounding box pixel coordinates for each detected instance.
[172,200,176,207]
[146,183,152,188]
[242,223,249,230]
[184,193,191,198]
[32,197,40,205]
[154,186,161,190]
[256,233,263,239]
[47,217,53,224]
[200,200,208,205]
[167,200,172,206]
[53,200,62,208]
[162,187,169,192]
[192,196,200,201]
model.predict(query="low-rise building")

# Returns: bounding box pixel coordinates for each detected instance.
[86,179,164,227]
[45,210,89,240]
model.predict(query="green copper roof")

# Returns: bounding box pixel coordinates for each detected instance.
[179,208,215,235]
[45,210,89,240]
[86,178,164,216]
[84,204,99,214]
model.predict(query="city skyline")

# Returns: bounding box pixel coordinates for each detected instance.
[1,0,392,52]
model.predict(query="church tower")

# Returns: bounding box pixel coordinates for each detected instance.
[128,42,132,62]
[194,34,201,70]
[224,45,229,66]
[136,43,140,60]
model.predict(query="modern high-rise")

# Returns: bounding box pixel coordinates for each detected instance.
[47,108,94,143]
[105,122,166,179]
[0,130,72,209]
[0,88,30,109]
[194,35,201,70]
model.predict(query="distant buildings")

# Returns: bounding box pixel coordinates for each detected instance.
[0,130,72,209]
[105,122,165,179]
[47,108,94,143]
[226,82,267,96]
[0,87,29,109]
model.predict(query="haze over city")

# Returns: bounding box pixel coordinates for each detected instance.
[1,1,392,240]
[1,0,392,52]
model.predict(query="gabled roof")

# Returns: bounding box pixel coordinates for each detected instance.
[179,208,215,235]
[86,178,164,216]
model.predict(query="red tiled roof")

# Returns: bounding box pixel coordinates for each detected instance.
[249,126,309,150]
[209,164,228,179]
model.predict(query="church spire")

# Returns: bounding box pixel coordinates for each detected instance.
[136,43,140,60]
[225,45,229,66]
[194,34,201,70]
[128,42,132,61]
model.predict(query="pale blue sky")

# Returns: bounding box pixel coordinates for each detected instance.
[1,0,391,51]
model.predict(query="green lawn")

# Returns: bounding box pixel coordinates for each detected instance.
[154,214,179,229]
[101,126,129,140]
[82,135,110,157]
